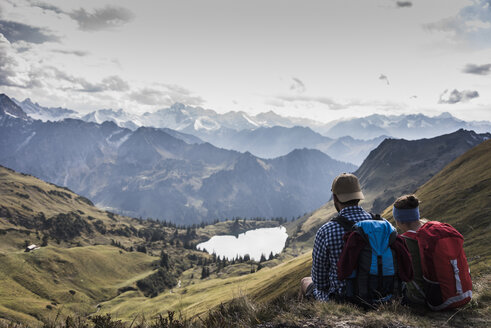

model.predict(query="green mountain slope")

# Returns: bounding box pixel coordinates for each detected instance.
[382,139,491,274]
[0,245,155,325]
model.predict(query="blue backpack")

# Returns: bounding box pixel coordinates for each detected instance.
[334,215,403,308]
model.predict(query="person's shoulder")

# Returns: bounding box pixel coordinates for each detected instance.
[316,219,342,236]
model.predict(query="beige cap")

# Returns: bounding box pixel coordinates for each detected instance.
[331,173,364,203]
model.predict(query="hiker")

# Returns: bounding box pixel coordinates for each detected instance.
[300,173,373,301]
[393,194,472,310]
[300,173,413,306]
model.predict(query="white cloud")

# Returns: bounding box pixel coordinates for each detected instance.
[439,89,479,104]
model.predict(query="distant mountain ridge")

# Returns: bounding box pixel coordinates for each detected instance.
[12,97,77,121]
[319,112,491,140]
[196,125,385,165]
[13,96,490,142]
[13,94,491,165]
[0,94,356,224]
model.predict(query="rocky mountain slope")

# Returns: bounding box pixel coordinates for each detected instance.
[355,129,490,213]
[12,97,78,122]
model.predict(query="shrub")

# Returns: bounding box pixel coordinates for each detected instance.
[136,268,177,297]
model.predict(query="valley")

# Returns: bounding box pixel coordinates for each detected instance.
[1,93,490,327]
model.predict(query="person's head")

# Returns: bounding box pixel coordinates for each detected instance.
[392,194,422,232]
[331,173,364,212]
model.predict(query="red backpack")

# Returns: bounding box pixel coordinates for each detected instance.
[403,221,472,310]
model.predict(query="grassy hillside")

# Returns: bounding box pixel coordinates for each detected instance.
[0,165,148,248]
[98,252,312,321]
[0,245,155,326]
[382,139,491,274]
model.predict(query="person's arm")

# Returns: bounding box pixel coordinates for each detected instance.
[311,226,331,300]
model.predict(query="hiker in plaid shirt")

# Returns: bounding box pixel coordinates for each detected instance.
[300,173,372,301]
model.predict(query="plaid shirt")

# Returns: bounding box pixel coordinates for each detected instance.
[312,206,372,301]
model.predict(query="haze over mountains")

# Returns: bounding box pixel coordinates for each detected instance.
[1,94,356,224]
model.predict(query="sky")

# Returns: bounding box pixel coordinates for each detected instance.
[0,0,490,123]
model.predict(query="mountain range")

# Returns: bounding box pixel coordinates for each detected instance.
[14,97,491,141]
[1,94,356,224]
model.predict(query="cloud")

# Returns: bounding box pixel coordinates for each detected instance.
[276,95,346,110]
[379,74,390,85]
[52,49,90,57]
[99,76,130,92]
[17,65,129,93]
[30,2,65,15]
[130,86,204,107]
[0,35,20,87]
[462,63,491,75]
[62,73,129,93]
[69,6,135,31]
[0,20,59,44]
[290,77,306,93]
[27,3,134,32]
[396,1,413,8]
[438,89,479,104]
[425,0,491,48]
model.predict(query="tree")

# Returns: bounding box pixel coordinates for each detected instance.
[160,250,170,269]
[201,266,210,279]
[268,251,274,261]
[259,253,267,263]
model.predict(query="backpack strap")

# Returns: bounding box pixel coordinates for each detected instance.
[370,213,382,220]
[402,230,417,240]
[332,215,356,231]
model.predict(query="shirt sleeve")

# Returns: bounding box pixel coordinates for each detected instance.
[311,226,331,301]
